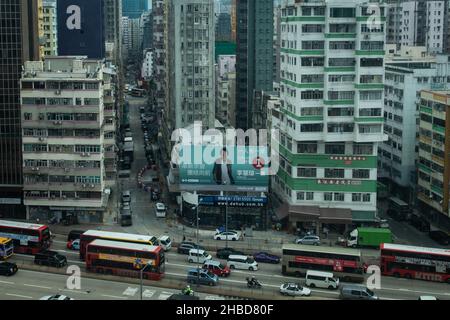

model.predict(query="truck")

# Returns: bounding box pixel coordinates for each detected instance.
[347,228,392,248]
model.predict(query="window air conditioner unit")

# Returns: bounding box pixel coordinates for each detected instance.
[53,120,59,125]
[39,137,45,141]
[82,184,87,188]
[86,153,91,157]
[81,152,86,156]
[90,184,95,188]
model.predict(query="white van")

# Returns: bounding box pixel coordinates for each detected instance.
[188,249,212,264]
[155,202,166,218]
[305,270,339,289]
[227,255,258,271]
[124,137,133,143]
[158,235,172,251]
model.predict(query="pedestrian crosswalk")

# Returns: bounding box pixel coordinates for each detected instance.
[120,286,224,300]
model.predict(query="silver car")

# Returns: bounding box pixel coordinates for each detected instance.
[296,235,320,246]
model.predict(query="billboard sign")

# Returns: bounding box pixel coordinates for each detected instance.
[177,145,269,192]
[198,195,267,207]
[57,0,105,59]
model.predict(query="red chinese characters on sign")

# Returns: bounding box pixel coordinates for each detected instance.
[317,179,362,186]
[294,256,358,269]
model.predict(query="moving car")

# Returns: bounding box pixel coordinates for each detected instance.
[187,249,212,264]
[34,251,67,268]
[40,295,74,300]
[177,242,205,255]
[253,252,280,264]
[227,255,258,271]
[339,284,378,300]
[155,202,166,218]
[203,260,231,277]
[66,238,80,250]
[428,230,450,245]
[158,235,172,251]
[305,270,339,290]
[280,283,311,297]
[295,235,321,246]
[216,247,246,260]
[0,262,18,276]
[67,230,84,242]
[186,268,218,286]
[214,230,241,241]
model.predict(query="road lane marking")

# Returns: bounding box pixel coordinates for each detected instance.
[5,293,33,299]
[142,290,155,298]
[158,291,173,300]
[0,280,15,285]
[123,287,139,296]
[24,284,52,290]
[60,289,89,295]
[101,294,127,299]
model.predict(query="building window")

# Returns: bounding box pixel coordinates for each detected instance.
[353,169,369,179]
[353,143,373,155]
[352,193,362,202]
[324,192,333,201]
[325,143,345,154]
[362,194,371,202]
[297,167,317,178]
[297,142,317,153]
[325,168,344,178]
[334,193,345,201]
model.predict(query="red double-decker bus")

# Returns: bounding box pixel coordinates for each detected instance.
[380,243,450,283]
[0,220,51,255]
[85,239,165,280]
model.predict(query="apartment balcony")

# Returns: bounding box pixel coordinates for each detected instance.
[22,104,101,113]
[104,163,117,173]
[23,166,100,176]
[22,120,102,130]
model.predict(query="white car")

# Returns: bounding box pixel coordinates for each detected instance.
[40,294,74,300]
[214,231,241,241]
[280,283,311,297]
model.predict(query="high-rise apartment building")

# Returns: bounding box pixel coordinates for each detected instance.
[272,0,387,233]
[386,0,449,54]
[379,46,450,203]
[0,0,41,219]
[164,0,215,153]
[42,1,58,57]
[122,0,149,18]
[235,0,274,130]
[141,10,153,50]
[417,90,450,230]
[216,12,232,42]
[152,0,166,112]
[21,56,117,223]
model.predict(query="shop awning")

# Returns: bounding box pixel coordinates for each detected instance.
[288,205,351,224]
[289,205,320,222]
[318,208,352,224]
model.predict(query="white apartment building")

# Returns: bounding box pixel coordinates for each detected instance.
[273,0,387,233]
[379,45,450,202]
[20,56,117,223]
[42,1,58,56]
[217,55,236,78]
[142,49,153,80]
[167,0,215,131]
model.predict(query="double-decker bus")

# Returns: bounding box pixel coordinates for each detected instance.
[0,237,14,260]
[85,239,165,280]
[0,220,51,255]
[281,244,365,282]
[380,243,450,283]
[79,230,159,260]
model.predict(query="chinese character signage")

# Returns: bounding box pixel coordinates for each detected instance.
[198,195,268,207]
[178,145,269,192]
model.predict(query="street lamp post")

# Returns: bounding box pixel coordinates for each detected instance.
[225,192,228,248]
[136,258,151,300]
[192,205,200,290]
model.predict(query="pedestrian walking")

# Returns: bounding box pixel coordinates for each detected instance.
[182,235,186,242]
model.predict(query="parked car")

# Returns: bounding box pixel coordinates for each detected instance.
[121,190,131,203]
[34,251,67,268]
[339,284,378,300]
[66,238,80,251]
[40,294,74,300]
[429,230,450,245]
[227,255,258,271]
[280,283,311,297]
[203,260,231,277]
[214,230,241,241]
[187,249,212,264]
[177,242,205,255]
[253,252,280,264]
[186,268,218,286]
[296,235,321,246]
[151,189,160,201]
[216,247,246,260]
[0,262,18,276]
